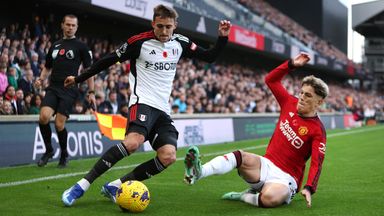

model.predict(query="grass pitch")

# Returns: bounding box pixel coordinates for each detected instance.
[0,125,383,216]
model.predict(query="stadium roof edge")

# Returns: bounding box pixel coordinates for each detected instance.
[352,0,384,34]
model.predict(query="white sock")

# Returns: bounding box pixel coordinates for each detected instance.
[241,193,260,206]
[77,178,90,191]
[108,179,122,188]
[200,152,238,179]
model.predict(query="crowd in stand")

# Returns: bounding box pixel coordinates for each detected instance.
[237,0,348,63]
[0,15,383,124]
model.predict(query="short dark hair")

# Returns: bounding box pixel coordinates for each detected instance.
[62,14,78,24]
[153,5,178,21]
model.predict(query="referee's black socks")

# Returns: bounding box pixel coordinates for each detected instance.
[39,123,53,153]
[85,142,129,183]
[57,128,68,158]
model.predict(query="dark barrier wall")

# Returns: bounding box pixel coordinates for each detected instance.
[0,114,346,167]
[0,121,118,167]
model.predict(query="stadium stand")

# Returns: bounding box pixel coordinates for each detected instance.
[0,0,383,124]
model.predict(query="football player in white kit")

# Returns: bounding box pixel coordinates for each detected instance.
[62,4,231,206]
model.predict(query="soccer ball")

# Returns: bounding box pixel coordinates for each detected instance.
[116,180,150,212]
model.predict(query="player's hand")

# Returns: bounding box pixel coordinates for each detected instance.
[292,52,310,67]
[218,20,231,37]
[88,92,96,112]
[301,188,312,208]
[64,76,76,87]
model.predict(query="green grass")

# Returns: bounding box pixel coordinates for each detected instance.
[1,125,384,216]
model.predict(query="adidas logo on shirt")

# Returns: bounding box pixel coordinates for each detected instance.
[149,50,156,55]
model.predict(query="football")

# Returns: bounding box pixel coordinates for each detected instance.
[116,180,150,212]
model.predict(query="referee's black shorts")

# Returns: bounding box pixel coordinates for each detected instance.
[41,85,79,118]
[126,104,179,150]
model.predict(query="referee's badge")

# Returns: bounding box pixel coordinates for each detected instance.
[139,114,147,122]
[66,50,74,59]
[52,50,59,59]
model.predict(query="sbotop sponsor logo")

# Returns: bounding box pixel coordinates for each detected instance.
[32,127,104,160]
[279,119,304,149]
[144,61,177,71]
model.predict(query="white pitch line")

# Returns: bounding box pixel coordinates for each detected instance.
[0,125,382,188]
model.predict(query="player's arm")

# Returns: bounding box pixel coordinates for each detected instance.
[265,52,310,106]
[64,52,119,87]
[82,47,96,107]
[180,20,231,62]
[301,131,327,207]
[64,42,136,87]
[35,46,53,89]
[35,66,51,89]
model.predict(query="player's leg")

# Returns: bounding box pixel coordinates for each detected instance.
[184,148,244,185]
[221,152,263,205]
[37,89,57,167]
[257,183,291,207]
[223,156,295,208]
[62,132,142,206]
[54,113,68,168]
[55,92,75,168]
[102,113,178,202]
[62,104,147,206]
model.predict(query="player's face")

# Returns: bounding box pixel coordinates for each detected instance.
[152,16,177,43]
[297,84,324,117]
[61,17,78,39]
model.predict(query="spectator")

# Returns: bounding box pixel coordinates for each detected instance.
[119,102,129,118]
[7,67,18,89]
[18,68,35,95]
[3,85,23,114]
[96,92,113,114]
[0,63,8,95]
[28,94,42,114]
[0,100,14,115]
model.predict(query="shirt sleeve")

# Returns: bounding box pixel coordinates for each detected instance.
[264,60,295,108]
[304,128,326,194]
[75,41,140,83]
[178,36,228,63]
[80,43,92,68]
[44,46,53,69]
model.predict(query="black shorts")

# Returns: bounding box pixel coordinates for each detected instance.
[41,85,79,118]
[126,104,179,150]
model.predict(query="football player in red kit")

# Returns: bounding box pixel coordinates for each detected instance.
[184,52,328,208]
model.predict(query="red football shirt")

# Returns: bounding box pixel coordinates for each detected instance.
[264,61,326,193]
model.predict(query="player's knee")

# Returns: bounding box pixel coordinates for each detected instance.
[260,193,284,208]
[157,148,176,167]
[39,114,50,124]
[122,140,140,153]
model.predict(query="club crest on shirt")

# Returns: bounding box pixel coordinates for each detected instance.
[298,126,308,136]
[66,50,74,59]
[139,114,147,122]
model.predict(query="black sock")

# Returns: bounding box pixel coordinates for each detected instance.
[57,128,68,158]
[120,157,166,182]
[39,123,53,153]
[85,142,129,183]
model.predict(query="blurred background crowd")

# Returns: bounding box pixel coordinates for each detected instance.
[0,4,382,125]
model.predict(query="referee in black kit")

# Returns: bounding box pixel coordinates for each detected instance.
[35,14,94,168]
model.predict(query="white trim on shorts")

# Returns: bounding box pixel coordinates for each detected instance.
[247,156,298,204]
